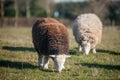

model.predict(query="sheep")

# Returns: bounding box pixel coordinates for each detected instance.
[32,18,70,72]
[73,13,102,55]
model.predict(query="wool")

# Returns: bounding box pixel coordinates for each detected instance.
[73,13,102,53]
[32,18,69,55]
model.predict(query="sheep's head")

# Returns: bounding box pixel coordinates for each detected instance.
[81,40,91,55]
[81,35,91,55]
[50,54,71,73]
[80,34,96,55]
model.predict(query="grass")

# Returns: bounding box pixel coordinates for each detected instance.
[0,27,120,80]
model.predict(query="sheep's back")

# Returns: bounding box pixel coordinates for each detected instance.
[77,14,102,31]
[32,18,69,55]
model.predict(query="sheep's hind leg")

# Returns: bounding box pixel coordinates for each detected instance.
[38,55,43,68]
[92,48,96,53]
[43,56,49,69]
[33,43,43,67]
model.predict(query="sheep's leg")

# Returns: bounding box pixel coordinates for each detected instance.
[43,56,49,69]
[92,48,96,53]
[34,43,44,67]
[79,45,82,51]
[38,55,43,67]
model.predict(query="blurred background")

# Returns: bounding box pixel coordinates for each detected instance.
[0,1,120,79]
[0,0,120,27]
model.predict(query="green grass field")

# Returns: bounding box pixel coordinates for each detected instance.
[0,27,120,80]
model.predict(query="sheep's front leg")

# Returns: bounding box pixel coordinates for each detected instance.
[92,48,96,53]
[43,56,49,69]
[38,55,43,67]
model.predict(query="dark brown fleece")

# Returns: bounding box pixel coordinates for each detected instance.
[32,18,69,55]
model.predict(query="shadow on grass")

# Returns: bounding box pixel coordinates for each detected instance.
[75,63,120,70]
[69,47,120,55]
[0,60,58,73]
[97,49,120,55]
[2,46,36,52]
[0,60,37,69]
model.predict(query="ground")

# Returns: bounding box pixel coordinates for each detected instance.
[0,27,120,80]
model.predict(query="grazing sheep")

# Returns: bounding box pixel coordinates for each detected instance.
[32,18,70,72]
[73,13,102,55]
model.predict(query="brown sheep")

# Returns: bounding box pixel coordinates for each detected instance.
[32,18,70,72]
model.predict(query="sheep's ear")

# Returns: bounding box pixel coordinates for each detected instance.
[66,55,71,58]
[49,55,56,58]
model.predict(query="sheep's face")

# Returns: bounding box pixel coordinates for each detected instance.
[50,54,70,73]
[54,55,66,73]
[82,41,91,55]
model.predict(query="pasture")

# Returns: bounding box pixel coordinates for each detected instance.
[0,27,120,80]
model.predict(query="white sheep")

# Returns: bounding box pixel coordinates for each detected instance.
[73,13,102,55]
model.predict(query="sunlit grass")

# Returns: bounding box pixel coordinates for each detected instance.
[0,27,120,80]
